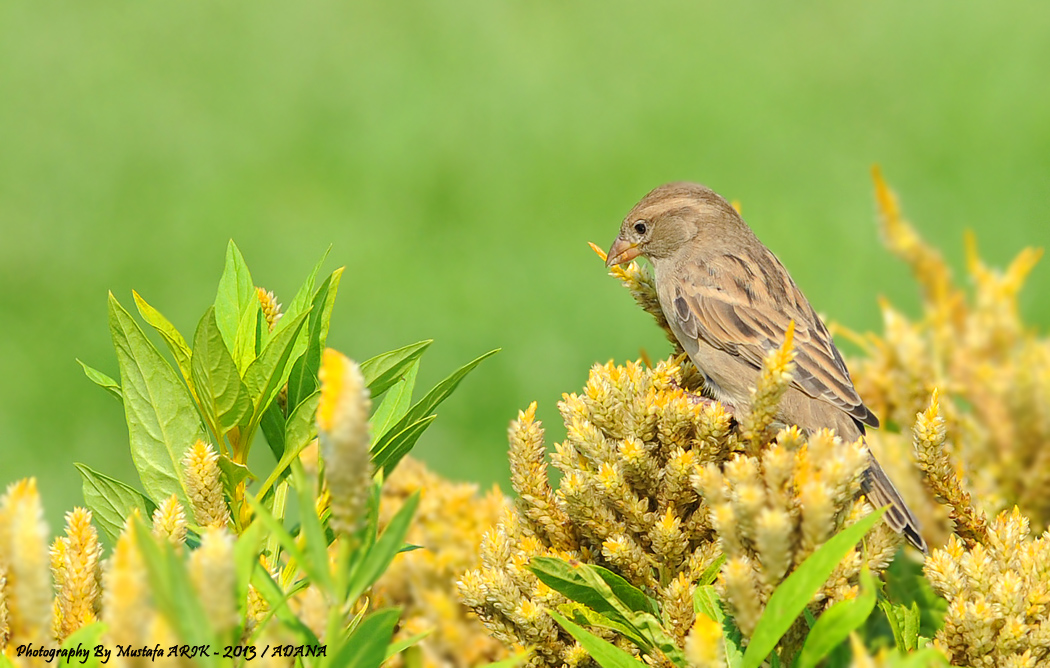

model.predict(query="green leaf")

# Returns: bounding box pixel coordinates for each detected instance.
[693,586,745,668]
[359,340,432,397]
[133,290,193,388]
[346,492,420,604]
[213,240,255,352]
[530,557,657,618]
[77,359,122,402]
[291,461,334,595]
[741,508,886,668]
[191,307,252,435]
[474,652,532,668]
[108,293,203,507]
[698,554,726,587]
[371,358,419,440]
[134,520,221,659]
[282,246,331,328]
[232,296,261,374]
[796,567,878,668]
[260,400,287,460]
[244,492,327,592]
[329,607,400,668]
[257,390,320,499]
[243,310,311,422]
[286,268,344,410]
[217,453,252,502]
[547,610,647,668]
[371,349,498,469]
[234,521,264,618]
[384,629,432,660]
[372,415,437,474]
[249,567,320,645]
[60,622,105,668]
[76,463,158,544]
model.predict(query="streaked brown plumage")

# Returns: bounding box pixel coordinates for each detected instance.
[606,182,927,553]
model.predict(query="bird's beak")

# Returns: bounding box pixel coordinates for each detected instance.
[606,237,641,267]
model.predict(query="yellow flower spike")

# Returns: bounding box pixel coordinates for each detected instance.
[102,513,154,648]
[722,556,761,636]
[316,348,372,538]
[151,495,187,547]
[685,613,725,668]
[182,439,231,529]
[50,508,102,642]
[0,479,53,647]
[190,526,237,638]
[255,287,283,332]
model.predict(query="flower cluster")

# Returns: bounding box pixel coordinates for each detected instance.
[460,342,888,666]
[846,168,1050,538]
[374,457,510,668]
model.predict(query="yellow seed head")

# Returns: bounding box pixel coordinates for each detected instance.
[0,478,53,647]
[182,440,231,529]
[151,495,187,546]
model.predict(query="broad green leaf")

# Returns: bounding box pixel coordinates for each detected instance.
[133,290,193,388]
[257,391,320,499]
[796,567,878,668]
[904,601,922,652]
[698,554,726,587]
[371,359,419,440]
[372,415,437,474]
[563,605,649,650]
[77,359,122,402]
[384,629,432,660]
[879,599,907,653]
[60,622,105,668]
[741,508,886,668]
[243,310,311,421]
[330,607,400,668]
[372,349,498,467]
[286,268,344,410]
[108,293,203,507]
[76,463,158,544]
[547,610,647,668]
[232,296,261,374]
[213,240,255,351]
[693,586,745,668]
[260,400,286,460]
[191,307,251,435]
[282,246,331,328]
[359,340,432,397]
[530,557,657,618]
[346,492,420,604]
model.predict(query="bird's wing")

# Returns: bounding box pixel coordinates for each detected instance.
[670,250,878,428]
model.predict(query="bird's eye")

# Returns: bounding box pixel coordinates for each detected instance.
[633,221,647,235]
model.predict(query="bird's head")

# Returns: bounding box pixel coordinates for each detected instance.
[605,182,743,267]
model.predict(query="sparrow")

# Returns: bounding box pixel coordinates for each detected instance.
[606,182,926,553]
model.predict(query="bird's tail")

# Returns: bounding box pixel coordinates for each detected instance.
[862,452,928,554]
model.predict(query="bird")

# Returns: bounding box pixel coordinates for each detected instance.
[605,181,927,553]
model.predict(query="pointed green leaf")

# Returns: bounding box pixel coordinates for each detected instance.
[384,629,433,660]
[243,310,311,421]
[796,568,877,668]
[693,586,745,668]
[346,492,419,604]
[372,349,498,465]
[741,508,886,668]
[359,340,432,397]
[249,567,320,645]
[232,296,261,374]
[257,391,320,499]
[77,359,122,402]
[133,290,193,387]
[286,268,344,410]
[217,453,252,502]
[547,610,647,668]
[234,521,264,618]
[372,415,437,474]
[283,245,331,327]
[371,359,419,440]
[291,461,334,595]
[213,240,255,351]
[330,607,400,668]
[260,401,286,460]
[475,652,532,668]
[76,463,157,544]
[60,622,105,668]
[191,307,252,435]
[108,293,202,508]
[244,492,327,590]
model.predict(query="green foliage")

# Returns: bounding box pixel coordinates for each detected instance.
[64,242,495,665]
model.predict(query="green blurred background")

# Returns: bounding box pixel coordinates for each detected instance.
[1,1,1048,530]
